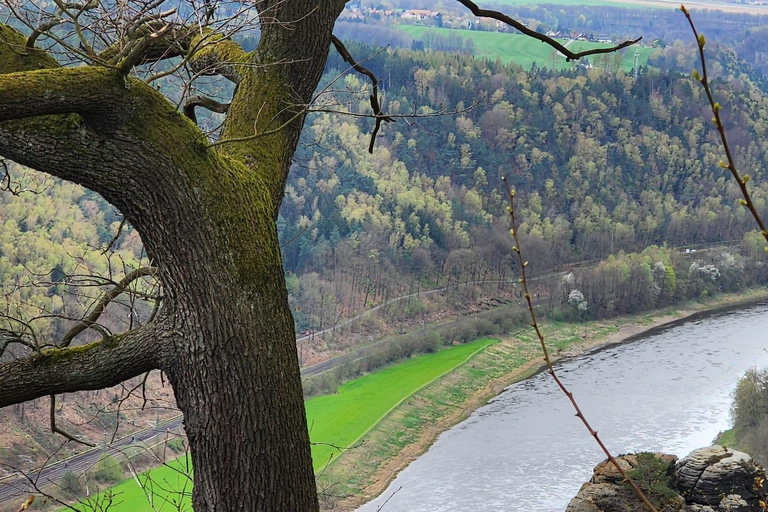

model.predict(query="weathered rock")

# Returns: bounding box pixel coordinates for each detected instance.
[686,505,716,512]
[567,446,767,512]
[566,453,685,512]
[674,445,763,510]
[718,494,749,511]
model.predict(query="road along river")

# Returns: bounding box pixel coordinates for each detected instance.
[359,301,768,511]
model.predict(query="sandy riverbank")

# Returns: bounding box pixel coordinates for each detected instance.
[333,288,768,511]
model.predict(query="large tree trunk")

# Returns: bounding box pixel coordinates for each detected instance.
[0,1,341,504]
[141,156,317,510]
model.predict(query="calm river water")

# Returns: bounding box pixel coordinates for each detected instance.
[358,301,768,512]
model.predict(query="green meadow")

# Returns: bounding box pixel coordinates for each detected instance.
[306,337,497,470]
[490,0,643,6]
[399,25,655,71]
[74,337,498,511]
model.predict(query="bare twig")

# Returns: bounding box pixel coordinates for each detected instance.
[50,395,95,447]
[502,176,657,512]
[330,35,394,153]
[375,486,402,512]
[456,0,641,61]
[60,266,158,347]
[682,5,768,247]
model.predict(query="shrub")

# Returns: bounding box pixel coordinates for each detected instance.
[626,452,678,508]
[92,455,123,484]
[60,469,82,495]
[167,439,186,453]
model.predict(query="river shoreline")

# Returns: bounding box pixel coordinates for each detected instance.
[335,287,768,511]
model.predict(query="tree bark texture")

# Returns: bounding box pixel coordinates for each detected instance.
[0,1,346,509]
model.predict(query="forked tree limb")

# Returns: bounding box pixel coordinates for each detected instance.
[0,331,35,359]
[60,267,159,347]
[183,95,230,124]
[330,35,394,153]
[455,0,641,61]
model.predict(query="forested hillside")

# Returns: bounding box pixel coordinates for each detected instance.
[4,42,768,341]
[278,42,768,330]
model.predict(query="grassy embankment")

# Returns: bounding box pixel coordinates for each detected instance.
[398,25,655,70]
[75,337,498,511]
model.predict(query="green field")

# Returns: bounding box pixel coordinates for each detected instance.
[75,337,498,511]
[306,337,497,469]
[489,0,644,6]
[399,25,655,71]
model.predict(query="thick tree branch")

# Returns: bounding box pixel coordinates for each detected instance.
[0,317,173,408]
[0,23,219,211]
[0,67,126,122]
[218,1,346,214]
[99,20,192,69]
[183,95,230,124]
[455,0,640,61]
[185,31,251,84]
[330,35,394,153]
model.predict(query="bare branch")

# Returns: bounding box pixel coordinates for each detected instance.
[183,95,230,124]
[682,5,768,247]
[102,217,127,254]
[26,19,65,49]
[61,267,158,347]
[330,35,394,153]
[502,177,657,512]
[0,330,35,358]
[117,22,174,73]
[455,0,640,61]
[50,395,95,447]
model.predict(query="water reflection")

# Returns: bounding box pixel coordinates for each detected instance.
[359,302,768,512]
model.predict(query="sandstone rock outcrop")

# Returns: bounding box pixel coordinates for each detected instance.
[675,446,763,511]
[567,446,766,512]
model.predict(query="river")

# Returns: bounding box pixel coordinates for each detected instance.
[358,301,768,511]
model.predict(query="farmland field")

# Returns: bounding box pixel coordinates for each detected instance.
[489,0,768,13]
[399,25,655,71]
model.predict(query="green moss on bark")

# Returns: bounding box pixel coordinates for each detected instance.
[0,25,58,73]
[33,334,124,365]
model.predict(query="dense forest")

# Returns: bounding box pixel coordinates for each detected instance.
[275,42,768,330]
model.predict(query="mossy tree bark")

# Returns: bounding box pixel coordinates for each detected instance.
[0,1,345,510]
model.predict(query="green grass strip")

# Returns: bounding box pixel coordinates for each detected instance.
[70,337,498,511]
[307,337,498,471]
